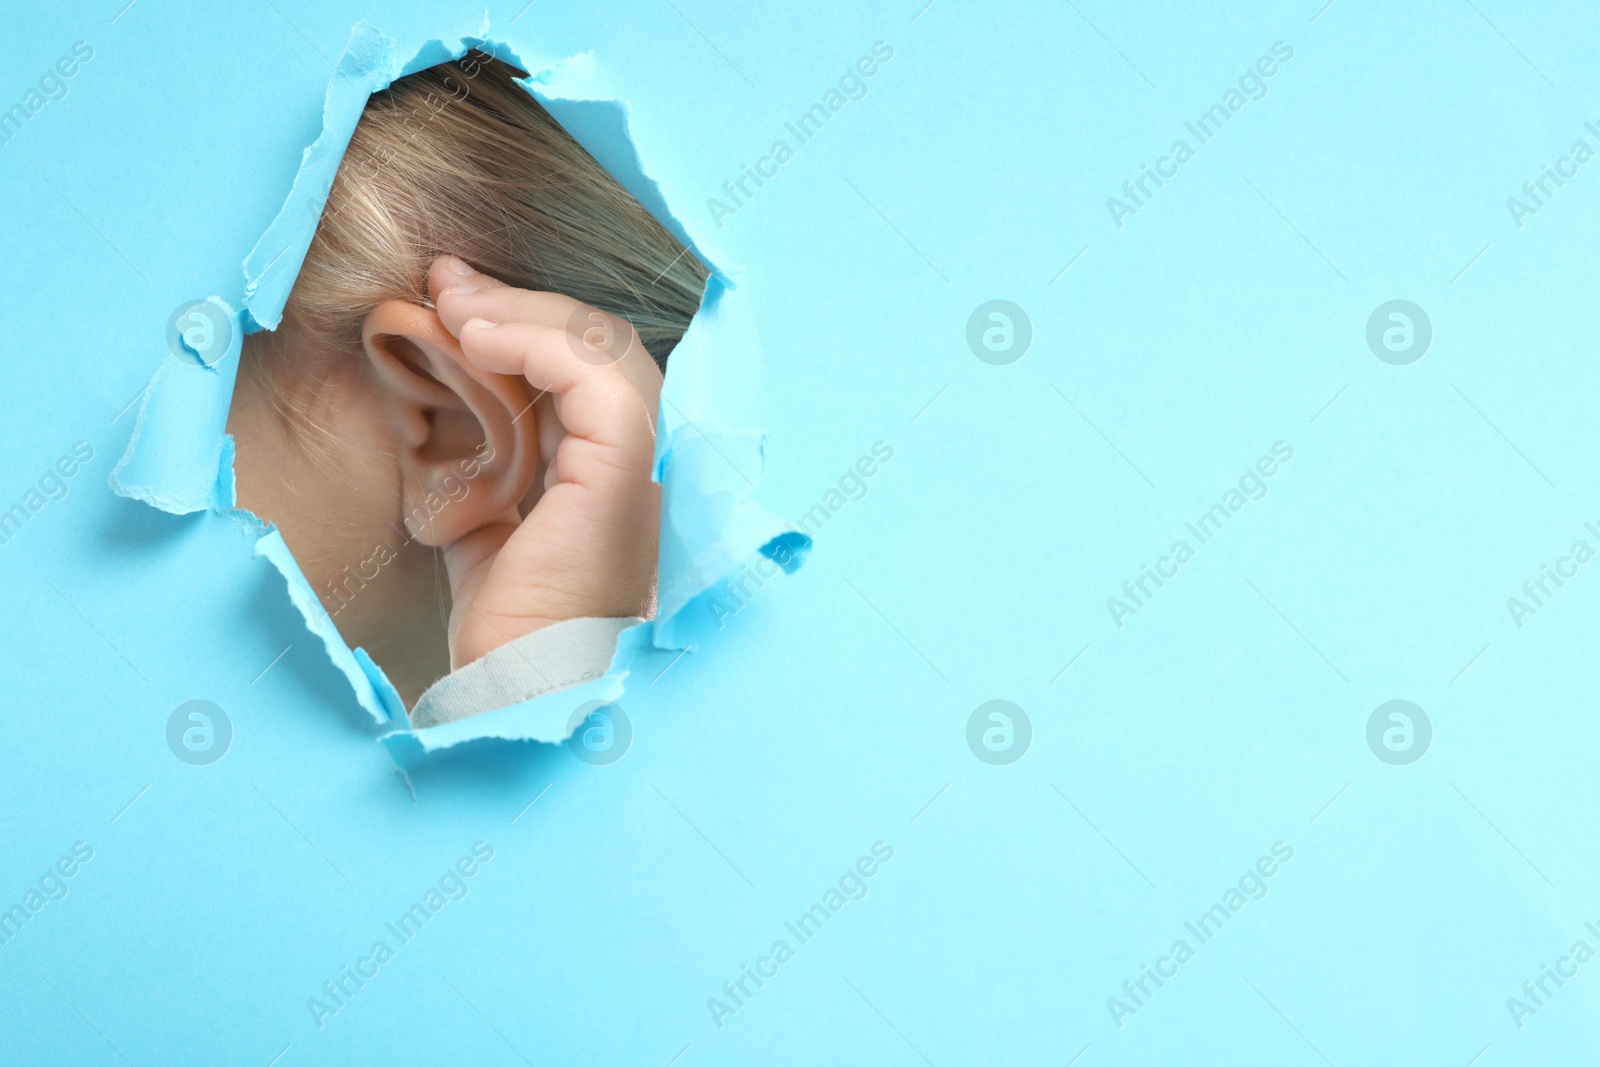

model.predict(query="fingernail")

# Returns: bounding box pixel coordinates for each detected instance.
[438,255,476,277]
[462,317,497,331]
[438,284,486,297]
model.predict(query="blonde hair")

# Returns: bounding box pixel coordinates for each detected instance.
[245,50,707,429]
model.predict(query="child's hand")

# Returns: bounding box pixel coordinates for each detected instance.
[428,256,663,669]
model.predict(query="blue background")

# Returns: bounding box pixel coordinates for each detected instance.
[2,0,1598,1063]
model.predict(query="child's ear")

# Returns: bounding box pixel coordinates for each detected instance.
[361,299,538,546]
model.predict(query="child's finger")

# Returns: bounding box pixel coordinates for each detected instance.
[430,257,574,331]
[456,319,654,458]
[428,255,510,301]
[436,283,583,338]
[431,255,663,429]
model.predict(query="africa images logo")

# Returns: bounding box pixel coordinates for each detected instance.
[166,700,232,766]
[966,700,1031,765]
[1365,700,1431,766]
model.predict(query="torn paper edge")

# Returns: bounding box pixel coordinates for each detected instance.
[107,299,241,515]
[256,529,405,728]
[379,624,649,766]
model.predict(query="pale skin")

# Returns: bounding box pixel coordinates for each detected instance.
[227,255,663,707]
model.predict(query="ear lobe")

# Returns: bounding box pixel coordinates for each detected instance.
[362,299,539,547]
